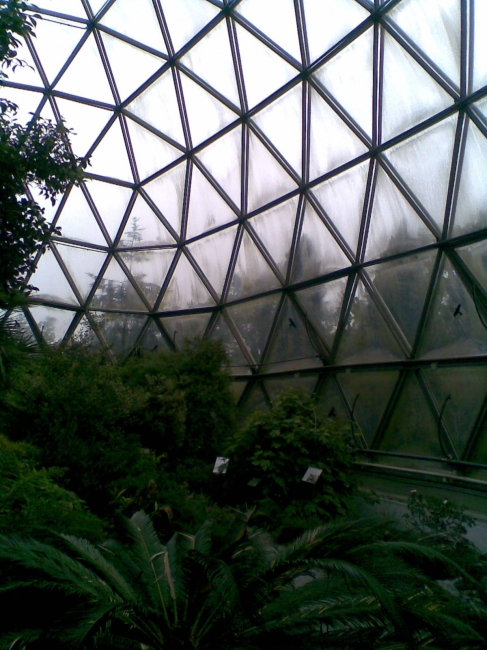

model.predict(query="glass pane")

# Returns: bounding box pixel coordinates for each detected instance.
[247,131,297,212]
[384,115,457,231]
[293,203,350,283]
[186,165,237,239]
[473,0,487,91]
[251,83,302,175]
[187,226,237,298]
[126,119,181,180]
[92,311,147,353]
[304,0,369,63]
[365,167,436,262]
[237,0,301,61]
[196,126,242,209]
[29,248,79,306]
[310,161,369,254]
[56,186,107,246]
[1,87,43,126]
[143,163,187,236]
[249,196,299,278]
[295,277,348,350]
[139,319,171,352]
[2,36,42,86]
[71,314,103,348]
[456,238,487,293]
[309,89,368,181]
[91,257,147,311]
[366,250,436,346]
[226,294,281,363]
[121,195,176,246]
[39,0,86,16]
[32,17,84,83]
[88,181,133,241]
[316,377,350,426]
[337,370,400,447]
[56,243,106,301]
[382,32,452,141]
[56,98,110,157]
[419,256,487,359]
[29,305,76,344]
[452,119,487,237]
[314,27,373,137]
[210,313,251,375]
[100,0,167,52]
[159,0,220,53]
[235,22,297,109]
[160,253,215,311]
[161,313,211,347]
[88,119,134,182]
[228,229,281,300]
[120,249,175,308]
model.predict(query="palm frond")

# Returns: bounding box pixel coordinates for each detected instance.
[194,520,212,556]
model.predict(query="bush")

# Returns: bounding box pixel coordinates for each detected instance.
[224,389,359,536]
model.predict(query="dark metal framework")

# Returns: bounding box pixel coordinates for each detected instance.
[4,0,487,483]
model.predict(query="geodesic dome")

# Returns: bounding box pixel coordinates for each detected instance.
[4,0,487,483]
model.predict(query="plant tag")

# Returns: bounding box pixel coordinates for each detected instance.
[213,456,230,474]
[302,467,322,484]
[247,478,260,487]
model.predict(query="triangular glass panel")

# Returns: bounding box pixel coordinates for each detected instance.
[230,381,247,404]
[88,119,134,182]
[226,294,281,363]
[473,2,487,91]
[29,305,76,345]
[56,185,106,246]
[335,279,405,365]
[186,165,237,239]
[419,256,487,359]
[265,375,317,402]
[247,131,297,212]
[101,33,163,101]
[365,167,436,261]
[126,118,182,180]
[236,0,301,62]
[380,373,443,461]
[366,250,436,347]
[196,126,242,210]
[422,365,487,458]
[87,181,133,242]
[55,243,106,301]
[304,0,369,63]
[32,17,83,84]
[235,22,297,109]
[56,98,110,157]
[311,161,369,255]
[239,383,268,416]
[119,249,175,308]
[249,196,299,278]
[187,226,237,299]
[56,34,114,103]
[144,162,187,236]
[3,36,43,86]
[293,203,350,283]
[210,313,251,375]
[309,89,368,181]
[263,297,323,373]
[452,119,487,237]
[159,0,220,53]
[91,257,147,311]
[295,277,348,350]
[314,27,373,137]
[127,71,185,146]
[29,248,79,306]
[469,419,487,474]
[384,115,457,231]
[179,72,237,146]
[38,0,86,16]
[92,311,147,354]
[316,377,350,426]
[389,0,461,86]
[251,83,302,175]
[161,313,211,347]
[1,87,43,126]
[160,253,215,311]
[72,314,103,348]
[337,370,400,447]
[456,238,487,294]
[121,195,176,246]
[100,0,167,52]
[89,0,109,13]
[181,20,240,107]
[228,229,281,300]
[382,32,453,142]
[139,319,171,353]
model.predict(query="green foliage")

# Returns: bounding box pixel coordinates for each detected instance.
[405,490,476,540]
[1,512,486,649]
[0,345,146,512]
[225,389,358,533]
[121,338,236,467]
[0,434,104,540]
[0,1,85,296]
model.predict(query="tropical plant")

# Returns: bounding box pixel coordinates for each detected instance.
[1,511,486,649]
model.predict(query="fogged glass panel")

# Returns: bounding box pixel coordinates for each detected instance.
[29,306,76,345]
[91,311,147,353]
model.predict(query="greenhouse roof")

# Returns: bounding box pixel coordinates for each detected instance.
[4,0,487,481]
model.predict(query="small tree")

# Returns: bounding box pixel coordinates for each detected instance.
[0,0,85,300]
